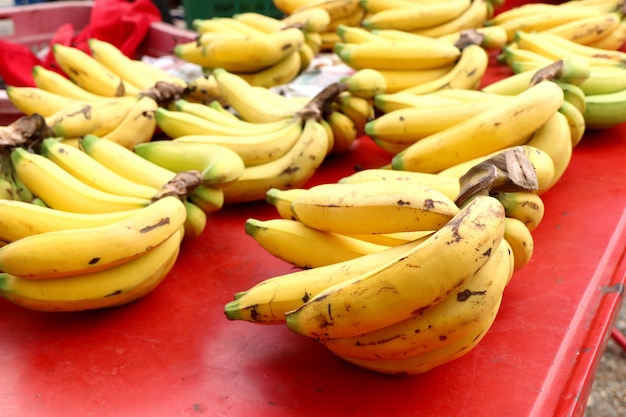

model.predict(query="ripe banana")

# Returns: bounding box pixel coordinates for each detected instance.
[285,195,505,340]
[342,68,388,99]
[52,44,141,97]
[44,101,100,138]
[326,110,358,154]
[338,169,461,201]
[100,95,159,149]
[392,81,565,173]
[220,117,330,203]
[172,116,304,167]
[6,86,75,117]
[583,87,626,129]
[335,92,375,136]
[410,0,492,38]
[361,0,472,32]
[40,138,159,200]
[321,238,513,362]
[224,235,432,324]
[397,42,489,94]
[88,38,156,90]
[290,180,460,235]
[545,11,623,45]
[586,18,626,50]
[0,196,186,279]
[265,187,306,220]
[0,227,183,312]
[212,68,298,123]
[245,218,389,269]
[493,191,545,232]
[31,65,111,102]
[334,39,461,71]
[11,147,151,214]
[236,50,303,88]
[558,99,587,148]
[134,140,246,186]
[503,216,534,272]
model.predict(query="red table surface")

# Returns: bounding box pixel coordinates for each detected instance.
[2,21,626,417]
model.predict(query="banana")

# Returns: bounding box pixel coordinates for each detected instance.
[31,65,111,102]
[396,42,489,94]
[88,38,155,90]
[325,5,365,32]
[220,117,330,203]
[187,184,224,214]
[503,216,534,272]
[583,87,626,129]
[203,27,305,73]
[374,66,455,94]
[392,81,565,173]
[39,138,159,200]
[326,109,358,154]
[292,0,360,23]
[233,12,284,33]
[586,18,626,50]
[265,187,306,220]
[334,39,461,71]
[0,196,185,279]
[182,200,208,240]
[0,227,182,312]
[338,169,461,201]
[193,17,259,35]
[410,0,492,38]
[493,191,545,232]
[557,81,587,115]
[336,24,386,44]
[321,238,513,362]
[99,96,159,149]
[0,199,144,242]
[183,74,222,103]
[525,110,573,190]
[578,66,626,95]
[335,91,375,136]
[290,180,460,235]
[52,44,141,97]
[558,99,587,147]
[282,6,332,32]
[236,50,303,88]
[545,12,623,45]
[174,37,273,73]
[297,40,316,72]
[172,117,304,167]
[342,68,387,98]
[245,218,389,269]
[440,26,509,50]
[212,68,298,123]
[0,176,14,200]
[129,59,187,89]
[224,234,433,324]
[11,147,151,214]
[284,194,505,340]
[372,91,461,113]
[134,141,246,186]
[6,86,75,117]
[366,98,504,145]
[44,101,101,138]
[272,0,311,14]
[361,0,472,32]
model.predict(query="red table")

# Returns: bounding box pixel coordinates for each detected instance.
[2,5,626,417]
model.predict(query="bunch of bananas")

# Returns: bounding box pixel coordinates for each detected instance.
[225,149,543,375]
[272,0,365,51]
[174,6,333,88]
[486,0,626,43]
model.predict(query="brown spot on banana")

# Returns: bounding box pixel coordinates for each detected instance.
[139,217,170,233]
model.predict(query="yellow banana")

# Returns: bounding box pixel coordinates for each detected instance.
[392,80,564,173]
[31,65,111,101]
[285,195,505,340]
[545,12,623,45]
[326,109,358,154]
[265,187,306,220]
[361,0,472,32]
[99,95,159,149]
[494,191,545,232]
[88,38,156,90]
[586,18,626,50]
[503,216,534,272]
[0,227,182,312]
[290,180,459,235]
[558,99,587,147]
[245,218,389,269]
[11,147,151,214]
[410,0,491,38]
[236,50,303,88]
[335,91,375,136]
[182,200,208,241]
[44,101,100,138]
[6,86,75,117]
[0,196,186,279]
[342,68,388,98]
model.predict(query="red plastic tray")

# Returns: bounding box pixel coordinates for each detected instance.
[2,2,626,416]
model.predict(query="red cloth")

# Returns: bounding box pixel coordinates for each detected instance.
[0,0,162,87]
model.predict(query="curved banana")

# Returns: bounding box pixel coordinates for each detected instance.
[0,196,186,279]
[44,101,100,138]
[182,200,207,241]
[183,74,222,103]
[11,147,151,214]
[397,43,489,94]
[335,91,375,136]
[0,227,182,312]
[525,110,573,190]
[245,218,389,269]
[236,50,303,88]
[134,140,246,186]
[129,59,187,89]
[187,185,224,214]
[438,26,509,51]
[265,187,306,220]
[336,24,387,44]
[52,44,141,97]
[374,66,455,94]
[100,96,159,149]
[285,195,505,340]
[583,87,626,129]
[578,66,626,96]
[88,38,155,90]
[326,110,358,154]
[211,68,298,123]
[494,191,545,232]
[31,65,111,101]
[39,138,159,200]
[558,99,587,147]
[338,169,461,201]
[6,86,74,117]
[0,199,144,242]
[342,68,387,99]
[291,180,460,235]
[545,12,623,45]
[361,0,472,32]
[172,117,304,167]
[411,0,491,38]
[224,235,432,324]
[392,80,564,173]
[586,18,626,50]
[220,117,331,203]
[321,238,513,361]
[503,216,534,272]
[334,39,461,71]
[372,91,461,113]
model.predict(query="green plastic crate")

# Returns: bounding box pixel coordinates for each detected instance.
[182,0,285,29]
